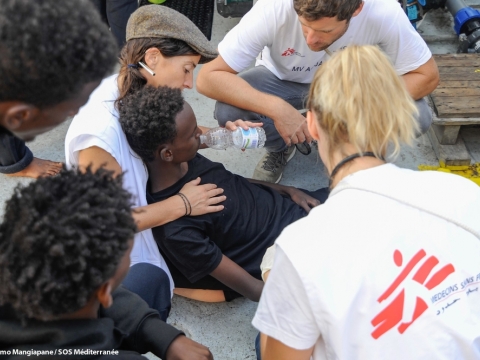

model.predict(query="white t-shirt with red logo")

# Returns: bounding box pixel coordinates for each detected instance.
[218,0,431,83]
[252,164,480,359]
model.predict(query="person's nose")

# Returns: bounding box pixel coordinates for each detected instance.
[184,74,194,89]
[305,29,321,46]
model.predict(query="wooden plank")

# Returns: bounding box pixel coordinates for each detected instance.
[432,117,480,125]
[427,127,471,166]
[432,124,461,145]
[432,97,480,118]
[433,54,480,61]
[437,72,480,80]
[434,58,480,67]
[436,80,480,89]
[432,87,480,97]
[438,67,480,77]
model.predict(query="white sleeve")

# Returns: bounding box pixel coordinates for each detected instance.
[252,246,320,350]
[66,134,117,169]
[376,4,431,75]
[218,0,277,72]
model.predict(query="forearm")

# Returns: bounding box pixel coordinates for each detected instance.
[197,68,288,123]
[133,195,186,232]
[402,57,440,100]
[211,255,264,302]
[100,286,183,359]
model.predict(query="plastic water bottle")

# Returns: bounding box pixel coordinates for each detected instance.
[200,127,266,150]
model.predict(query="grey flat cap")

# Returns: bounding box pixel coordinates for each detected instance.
[126,5,218,64]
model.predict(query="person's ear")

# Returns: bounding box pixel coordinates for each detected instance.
[306,110,320,141]
[352,1,364,17]
[96,282,114,309]
[144,47,162,69]
[3,104,38,131]
[160,146,174,162]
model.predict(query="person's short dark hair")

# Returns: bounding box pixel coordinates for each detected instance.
[0,0,118,108]
[119,86,184,162]
[0,167,136,321]
[293,0,363,22]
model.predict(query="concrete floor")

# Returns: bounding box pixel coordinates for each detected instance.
[1,2,480,360]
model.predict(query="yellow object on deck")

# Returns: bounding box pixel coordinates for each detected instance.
[418,163,480,186]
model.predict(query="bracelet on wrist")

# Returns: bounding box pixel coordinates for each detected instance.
[177,192,192,216]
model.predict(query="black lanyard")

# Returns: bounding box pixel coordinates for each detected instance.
[329,152,378,188]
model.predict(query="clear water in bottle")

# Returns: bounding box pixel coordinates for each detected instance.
[200,127,266,150]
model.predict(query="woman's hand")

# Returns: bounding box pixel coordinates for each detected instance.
[224,119,263,131]
[179,177,226,216]
[284,187,320,213]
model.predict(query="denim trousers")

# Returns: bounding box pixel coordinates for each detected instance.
[122,263,172,321]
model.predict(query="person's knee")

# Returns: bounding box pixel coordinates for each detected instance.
[123,263,171,320]
[415,98,433,136]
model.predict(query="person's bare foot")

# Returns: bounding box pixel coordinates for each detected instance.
[7,157,63,179]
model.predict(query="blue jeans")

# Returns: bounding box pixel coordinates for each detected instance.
[214,65,433,153]
[255,332,261,360]
[122,263,171,321]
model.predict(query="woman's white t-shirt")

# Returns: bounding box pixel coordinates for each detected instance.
[65,74,174,294]
[253,164,480,359]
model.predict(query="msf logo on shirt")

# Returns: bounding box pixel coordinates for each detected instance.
[371,249,455,339]
[281,48,305,57]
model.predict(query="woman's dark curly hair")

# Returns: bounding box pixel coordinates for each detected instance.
[0,0,117,108]
[0,167,136,321]
[119,86,184,162]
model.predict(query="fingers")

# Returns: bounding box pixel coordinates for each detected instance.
[204,204,225,213]
[208,194,226,205]
[299,201,311,213]
[225,119,263,131]
[186,177,202,186]
[243,121,263,128]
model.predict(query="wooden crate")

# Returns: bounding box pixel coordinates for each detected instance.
[427,54,480,165]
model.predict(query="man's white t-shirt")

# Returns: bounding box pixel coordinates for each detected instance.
[219,0,432,83]
[65,75,174,294]
[253,164,480,359]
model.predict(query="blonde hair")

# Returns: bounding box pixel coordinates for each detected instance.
[307,45,418,160]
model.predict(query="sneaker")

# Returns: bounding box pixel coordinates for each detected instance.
[253,146,296,183]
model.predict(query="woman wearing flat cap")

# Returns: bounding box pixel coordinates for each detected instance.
[65,5,255,320]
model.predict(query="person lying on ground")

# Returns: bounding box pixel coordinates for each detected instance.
[119,85,329,303]
[65,4,256,314]
[0,167,212,360]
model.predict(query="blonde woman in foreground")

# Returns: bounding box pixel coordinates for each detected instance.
[252,45,480,360]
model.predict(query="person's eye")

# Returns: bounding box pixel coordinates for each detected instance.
[184,68,190,74]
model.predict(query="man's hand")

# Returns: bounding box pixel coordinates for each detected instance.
[224,120,263,131]
[272,102,313,146]
[166,335,213,360]
[284,187,320,213]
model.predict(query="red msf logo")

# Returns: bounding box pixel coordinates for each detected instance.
[371,249,455,339]
[282,48,295,56]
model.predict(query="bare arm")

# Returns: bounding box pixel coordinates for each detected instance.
[197,56,312,146]
[78,146,225,232]
[210,255,264,302]
[402,56,439,100]
[261,333,314,360]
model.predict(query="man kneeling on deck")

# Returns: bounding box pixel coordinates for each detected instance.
[119,86,329,303]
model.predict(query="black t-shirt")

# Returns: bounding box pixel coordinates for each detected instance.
[148,154,327,293]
